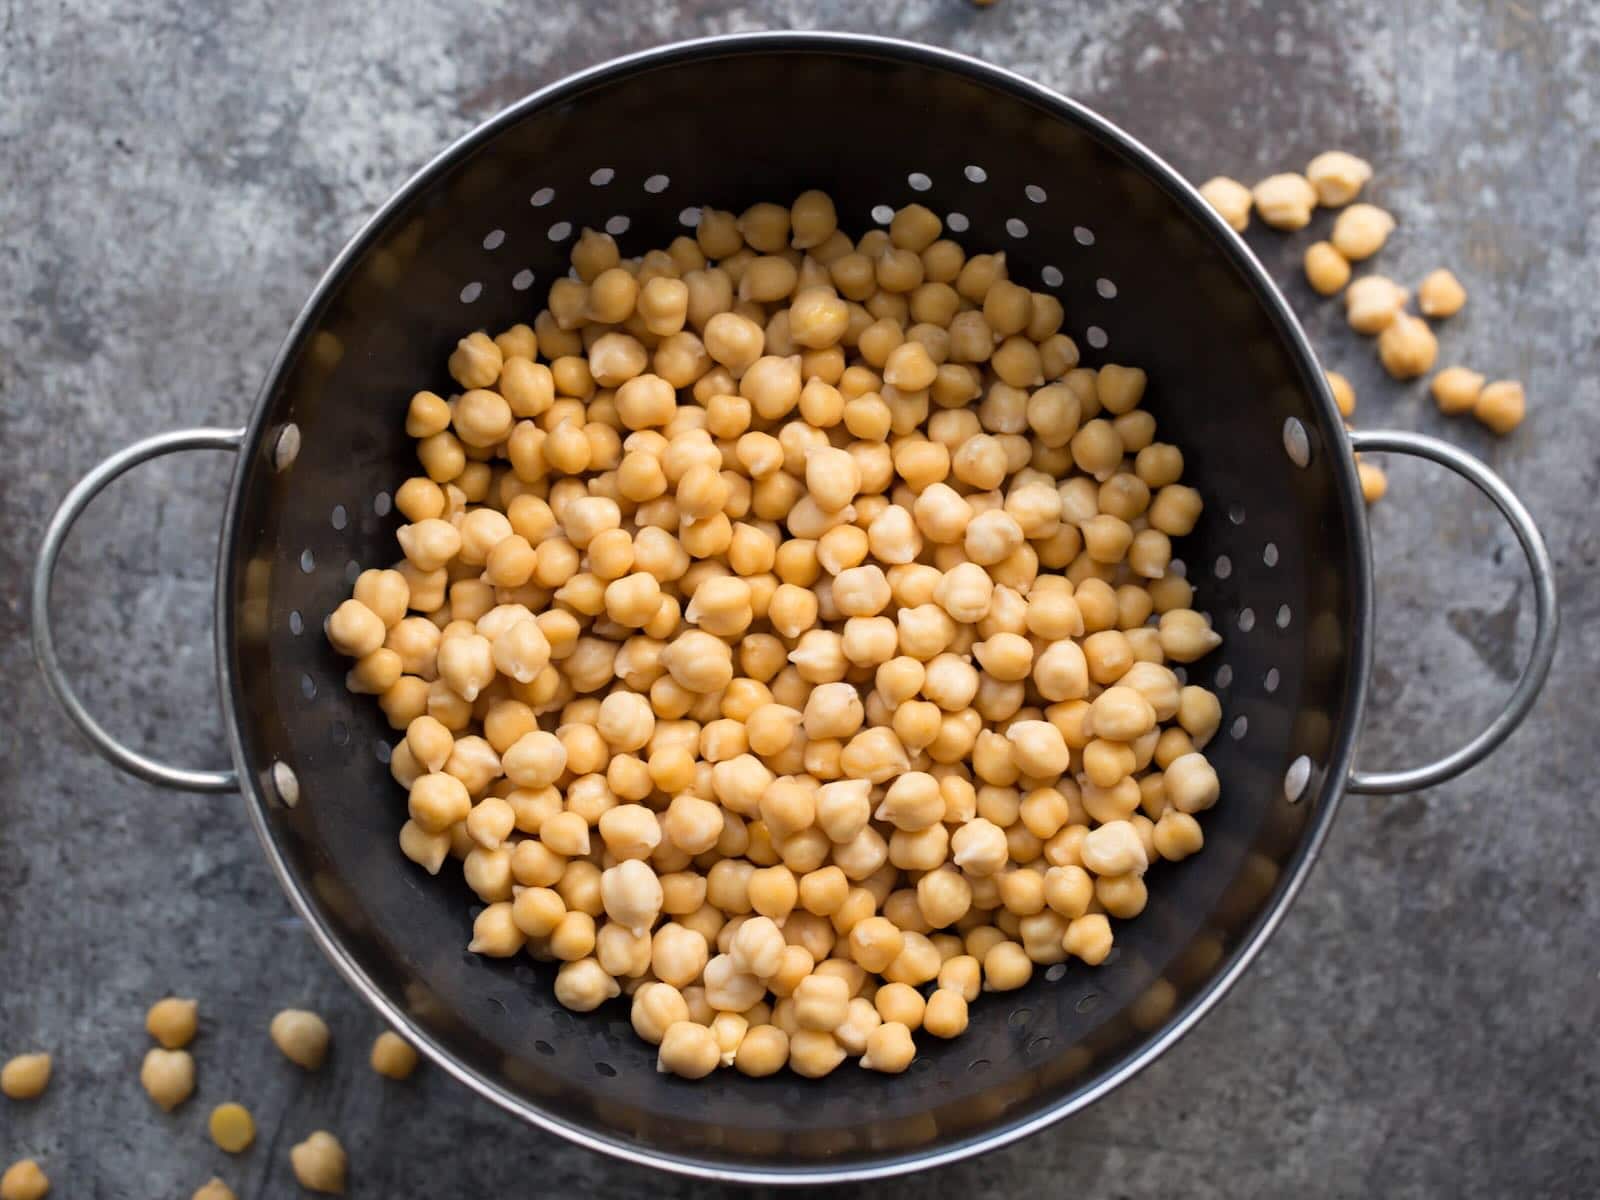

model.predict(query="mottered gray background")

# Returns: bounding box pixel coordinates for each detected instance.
[2,0,1596,1196]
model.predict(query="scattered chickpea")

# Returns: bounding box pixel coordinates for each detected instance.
[146,996,199,1049]
[289,1131,347,1195]
[1417,268,1467,318]
[140,1047,195,1111]
[1252,173,1317,231]
[0,1161,48,1200]
[1198,176,1252,232]
[1305,151,1372,207]
[1377,313,1438,380]
[1,1054,50,1101]
[370,1031,420,1080]
[1303,241,1351,296]
[1361,459,1389,505]
[193,1180,237,1200]
[1431,366,1485,415]
[1474,380,1526,435]
[1326,370,1356,418]
[270,1009,331,1071]
[1330,203,1395,261]
[1345,275,1408,335]
[209,1103,257,1153]
[331,193,1226,1080]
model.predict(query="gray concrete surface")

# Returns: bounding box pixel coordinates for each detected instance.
[2,0,1596,1196]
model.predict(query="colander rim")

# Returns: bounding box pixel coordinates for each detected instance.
[215,29,1372,1185]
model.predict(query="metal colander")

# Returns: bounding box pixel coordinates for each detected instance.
[31,32,1556,1185]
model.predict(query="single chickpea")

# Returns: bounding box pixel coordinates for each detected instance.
[1153,810,1205,861]
[1252,173,1317,230]
[1062,912,1114,965]
[1345,274,1408,334]
[0,1163,48,1200]
[1198,176,1252,232]
[1,1054,51,1101]
[1305,150,1372,206]
[141,1047,196,1110]
[1474,380,1526,435]
[1331,203,1394,260]
[733,1024,790,1077]
[1430,365,1485,415]
[950,818,1008,877]
[787,1029,847,1078]
[289,1131,347,1195]
[554,957,622,1012]
[1165,752,1221,814]
[193,1179,236,1200]
[982,941,1033,991]
[209,1102,257,1153]
[1304,241,1351,296]
[1377,313,1438,380]
[1418,268,1467,318]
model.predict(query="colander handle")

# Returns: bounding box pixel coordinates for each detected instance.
[1345,430,1558,795]
[31,427,245,794]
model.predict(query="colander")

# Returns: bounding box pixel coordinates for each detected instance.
[30,32,1556,1185]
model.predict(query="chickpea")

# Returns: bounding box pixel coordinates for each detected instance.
[193,1180,235,1200]
[288,1130,348,1195]
[141,1047,196,1110]
[1345,274,1408,334]
[951,818,1008,877]
[1377,313,1438,380]
[555,957,622,1012]
[1474,380,1526,435]
[1417,268,1467,318]
[1431,366,1485,415]
[1252,173,1317,231]
[1331,203,1394,260]
[1198,176,1252,231]
[1062,912,1114,965]
[1304,241,1351,296]
[209,1102,257,1153]
[982,940,1033,991]
[1,1053,51,1101]
[0,1163,48,1200]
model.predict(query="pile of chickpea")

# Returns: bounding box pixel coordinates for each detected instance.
[325,192,1225,1080]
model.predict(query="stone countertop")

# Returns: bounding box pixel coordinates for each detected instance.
[2,1,1596,1196]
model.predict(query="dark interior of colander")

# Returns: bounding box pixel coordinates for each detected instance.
[224,37,1366,1173]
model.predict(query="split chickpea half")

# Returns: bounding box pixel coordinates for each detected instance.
[329,192,1225,1080]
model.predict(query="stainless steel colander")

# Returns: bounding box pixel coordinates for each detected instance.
[30,32,1556,1185]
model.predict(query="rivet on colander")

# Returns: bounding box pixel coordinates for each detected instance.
[300,673,317,701]
[299,548,315,574]
[1169,558,1187,578]
[1215,664,1233,688]
[512,269,534,292]
[1041,265,1064,287]
[270,761,300,808]
[530,187,555,207]
[373,491,392,516]
[344,559,361,585]
[1045,963,1067,982]
[677,207,700,228]
[288,610,304,636]
[1238,607,1256,632]
[642,174,670,194]
[273,423,301,473]
[373,740,391,765]
[1282,417,1311,467]
[546,222,572,242]
[1230,715,1249,740]
[460,281,482,303]
[1096,277,1118,299]
[947,212,970,232]
[605,215,630,236]
[1006,217,1029,239]
[908,172,932,192]
[1263,542,1280,567]
[330,504,347,531]
[1276,603,1293,629]
[331,721,349,747]
[1074,225,1095,246]
[1228,503,1246,525]
[1026,184,1047,203]
[482,229,505,250]
[871,205,894,225]
[1264,668,1280,694]
[589,167,615,186]
[1284,754,1312,803]
[964,164,987,182]
[1213,555,1232,580]
[1086,326,1108,349]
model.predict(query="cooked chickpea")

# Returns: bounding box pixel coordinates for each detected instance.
[1,1054,51,1101]
[1252,173,1316,231]
[1198,176,1252,231]
[287,1130,348,1195]
[141,1047,196,1110]
[1377,313,1438,380]
[1430,365,1485,415]
[1304,241,1351,296]
[1417,268,1467,318]
[1474,380,1526,435]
